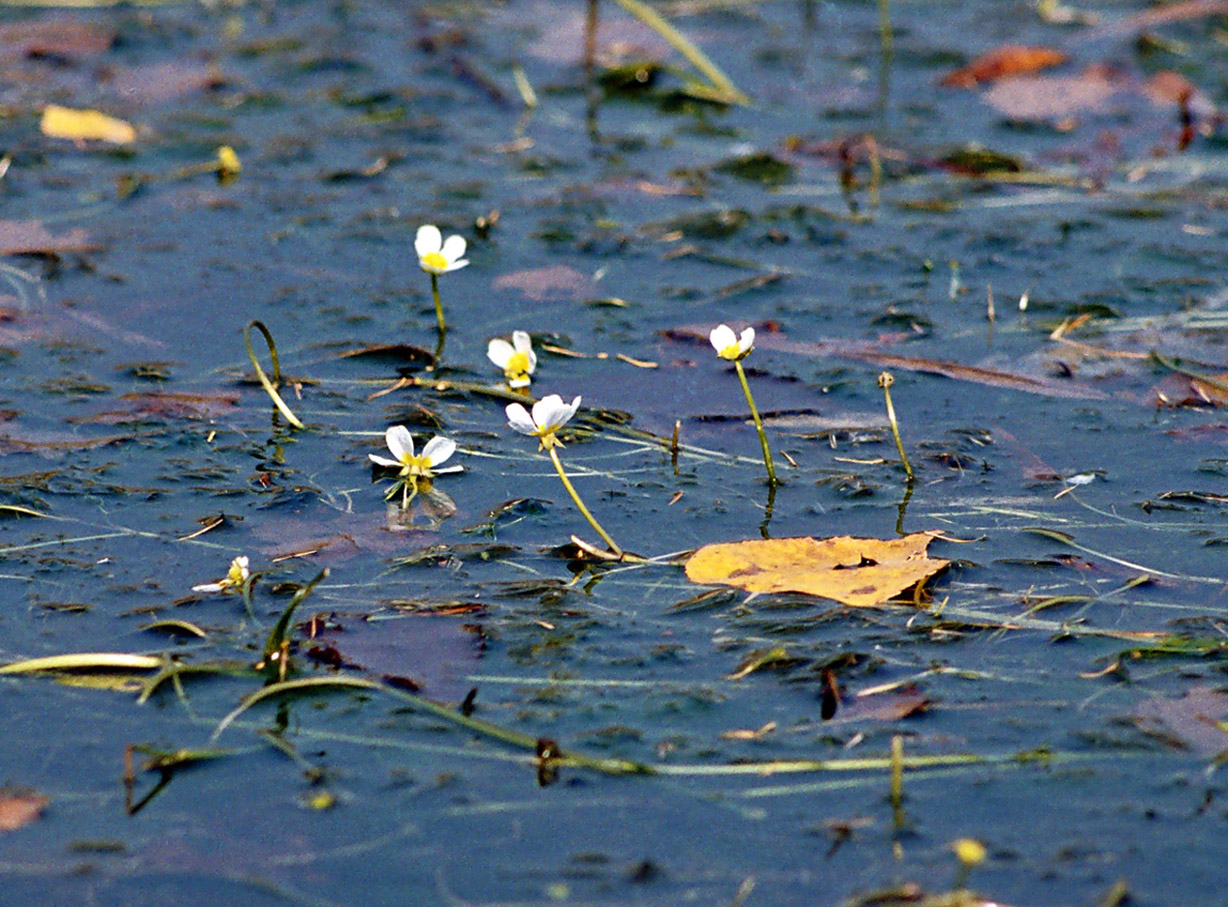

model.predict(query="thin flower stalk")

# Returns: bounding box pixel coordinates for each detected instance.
[415,224,469,334]
[877,371,914,480]
[506,394,623,558]
[710,324,777,486]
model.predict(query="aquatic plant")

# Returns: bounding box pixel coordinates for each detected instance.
[487,330,537,388]
[369,425,462,506]
[415,224,468,334]
[191,555,250,594]
[506,394,623,558]
[710,323,778,486]
[877,371,914,480]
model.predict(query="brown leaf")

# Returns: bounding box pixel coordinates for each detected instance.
[0,220,99,256]
[0,791,48,832]
[0,19,113,62]
[1133,686,1228,755]
[1092,0,1228,38]
[307,615,482,698]
[941,45,1068,89]
[105,62,225,105]
[983,70,1119,121]
[70,392,240,425]
[494,265,594,302]
[685,533,949,607]
[847,685,930,722]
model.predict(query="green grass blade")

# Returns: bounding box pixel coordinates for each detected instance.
[0,652,164,674]
[607,0,749,105]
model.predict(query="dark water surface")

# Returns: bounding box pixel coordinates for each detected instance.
[2,1,1228,904]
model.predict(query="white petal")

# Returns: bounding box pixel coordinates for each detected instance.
[739,327,755,353]
[415,224,442,258]
[233,556,249,569]
[432,463,464,474]
[369,454,402,468]
[507,373,531,389]
[421,435,457,467]
[512,331,532,353]
[487,338,514,368]
[384,425,415,461]
[441,234,467,263]
[710,324,736,353]
[191,581,224,593]
[505,402,537,436]
[532,394,580,433]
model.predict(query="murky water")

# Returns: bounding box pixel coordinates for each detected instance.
[1,1,1227,904]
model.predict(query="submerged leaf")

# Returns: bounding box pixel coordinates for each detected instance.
[940,45,1068,88]
[685,533,949,607]
[0,791,48,832]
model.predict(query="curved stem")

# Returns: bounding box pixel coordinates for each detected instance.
[243,320,305,430]
[734,360,778,486]
[430,273,446,335]
[547,446,623,557]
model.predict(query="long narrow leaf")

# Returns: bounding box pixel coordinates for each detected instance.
[607,0,749,105]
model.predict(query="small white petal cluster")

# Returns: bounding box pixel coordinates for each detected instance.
[369,425,463,479]
[415,224,469,275]
[710,323,755,361]
[487,331,537,388]
[192,555,250,594]
[506,394,581,450]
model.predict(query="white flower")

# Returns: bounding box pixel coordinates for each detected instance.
[710,323,755,361]
[487,331,537,388]
[369,425,463,479]
[192,555,250,594]
[506,394,581,450]
[415,224,468,275]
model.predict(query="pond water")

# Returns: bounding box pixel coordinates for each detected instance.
[2,1,1228,904]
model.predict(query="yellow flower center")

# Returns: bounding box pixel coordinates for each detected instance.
[720,343,741,360]
[534,427,561,451]
[400,454,434,478]
[224,561,246,589]
[421,251,448,271]
[505,351,531,382]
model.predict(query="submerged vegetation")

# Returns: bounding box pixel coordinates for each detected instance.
[1,0,1227,905]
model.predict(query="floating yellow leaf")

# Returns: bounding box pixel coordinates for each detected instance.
[684,533,949,607]
[41,104,136,145]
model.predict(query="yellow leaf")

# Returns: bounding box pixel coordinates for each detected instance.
[684,533,949,607]
[41,105,136,145]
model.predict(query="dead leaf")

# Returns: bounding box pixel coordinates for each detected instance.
[847,685,931,722]
[0,18,113,62]
[41,105,136,145]
[940,45,1068,89]
[494,265,593,301]
[983,70,1119,121]
[0,220,98,256]
[105,62,223,105]
[0,790,48,832]
[1132,686,1228,755]
[1092,0,1228,38]
[306,615,482,698]
[685,533,949,607]
[70,391,239,425]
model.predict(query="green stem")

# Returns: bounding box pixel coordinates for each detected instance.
[430,273,446,335]
[879,373,914,480]
[243,320,305,430]
[734,360,778,486]
[547,446,623,557]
